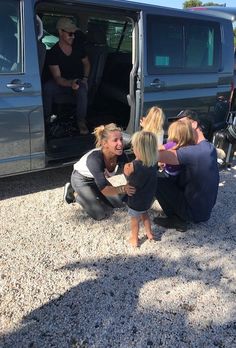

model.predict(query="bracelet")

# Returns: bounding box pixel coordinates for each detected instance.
[117,185,126,194]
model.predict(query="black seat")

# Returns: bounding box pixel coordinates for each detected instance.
[85,21,109,104]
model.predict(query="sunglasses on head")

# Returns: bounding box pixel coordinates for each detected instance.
[62,29,75,37]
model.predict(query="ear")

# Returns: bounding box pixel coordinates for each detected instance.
[192,120,198,130]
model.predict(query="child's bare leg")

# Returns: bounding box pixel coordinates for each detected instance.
[141,212,154,240]
[129,216,139,247]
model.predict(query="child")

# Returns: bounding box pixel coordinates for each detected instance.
[140,106,165,146]
[124,131,158,247]
[159,119,195,177]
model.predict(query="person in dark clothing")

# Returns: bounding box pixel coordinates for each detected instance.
[64,123,136,220]
[43,17,90,134]
[154,110,219,231]
[124,131,158,247]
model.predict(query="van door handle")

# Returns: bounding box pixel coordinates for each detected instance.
[6,79,32,92]
[150,79,165,88]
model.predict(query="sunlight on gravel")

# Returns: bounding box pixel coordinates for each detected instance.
[0,163,236,347]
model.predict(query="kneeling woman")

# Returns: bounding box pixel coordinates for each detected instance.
[65,123,136,220]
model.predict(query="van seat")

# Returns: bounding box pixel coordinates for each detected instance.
[85,21,109,104]
[100,52,132,104]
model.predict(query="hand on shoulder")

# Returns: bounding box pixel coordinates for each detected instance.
[124,162,134,176]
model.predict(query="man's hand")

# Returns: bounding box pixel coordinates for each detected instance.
[71,79,80,90]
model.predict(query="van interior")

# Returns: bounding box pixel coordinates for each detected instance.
[36,2,137,162]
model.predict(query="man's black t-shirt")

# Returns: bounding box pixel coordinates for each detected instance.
[47,42,86,79]
[177,140,219,222]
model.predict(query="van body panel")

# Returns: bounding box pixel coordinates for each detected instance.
[0,0,234,178]
[141,7,234,130]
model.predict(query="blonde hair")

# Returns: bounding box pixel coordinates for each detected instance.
[142,106,165,136]
[93,123,122,148]
[167,119,195,149]
[131,131,158,167]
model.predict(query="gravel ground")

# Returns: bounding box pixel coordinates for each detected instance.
[0,161,236,348]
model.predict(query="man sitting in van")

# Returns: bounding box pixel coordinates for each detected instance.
[43,17,90,135]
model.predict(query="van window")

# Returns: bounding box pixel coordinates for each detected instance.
[147,15,220,74]
[0,0,22,73]
[87,18,132,53]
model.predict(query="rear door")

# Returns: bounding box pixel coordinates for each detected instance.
[0,0,45,177]
[141,7,234,130]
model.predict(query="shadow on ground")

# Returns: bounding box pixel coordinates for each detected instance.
[0,166,72,200]
[1,251,235,348]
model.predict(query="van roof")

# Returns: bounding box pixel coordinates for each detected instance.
[187,6,236,21]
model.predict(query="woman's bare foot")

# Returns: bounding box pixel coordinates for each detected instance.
[129,236,139,247]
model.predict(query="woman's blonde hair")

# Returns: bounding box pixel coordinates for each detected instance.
[167,119,195,149]
[93,123,122,147]
[131,131,158,167]
[142,106,165,135]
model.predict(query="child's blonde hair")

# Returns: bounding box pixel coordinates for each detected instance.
[167,119,195,149]
[131,131,158,167]
[142,106,165,135]
[93,123,121,148]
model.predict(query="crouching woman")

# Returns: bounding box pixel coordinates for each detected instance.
[64,123,136,220]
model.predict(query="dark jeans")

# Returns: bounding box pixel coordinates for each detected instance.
[71,170,124,220]
[43,79,88,126]
[155,171,192,222]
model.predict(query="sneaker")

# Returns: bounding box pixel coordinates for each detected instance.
[63,182,75,204]
[78,121,89,135]
[153,215,188,232]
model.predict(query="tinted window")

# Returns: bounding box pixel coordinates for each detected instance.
[88,18,132,53]
[147,15,220,74]
[0,0,22,73]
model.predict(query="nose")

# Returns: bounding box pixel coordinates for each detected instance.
[118,138,123,147]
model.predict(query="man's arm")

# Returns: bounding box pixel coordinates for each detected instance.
[81,56,90,80]
[49,65,79,89]
[158,149,180,165]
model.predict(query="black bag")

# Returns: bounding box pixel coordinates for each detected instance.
[213,129,236,166]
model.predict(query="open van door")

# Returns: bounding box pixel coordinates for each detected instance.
[141,6,234,133]
[0,0,45,176]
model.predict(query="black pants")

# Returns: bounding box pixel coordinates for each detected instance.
[71,170,124,220]
[43,79,88,126]
[155,171,192,222]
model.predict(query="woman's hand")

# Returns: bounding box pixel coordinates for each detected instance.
[124,184,136,196]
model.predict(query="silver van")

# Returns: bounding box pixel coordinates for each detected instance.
[0,0,235,177]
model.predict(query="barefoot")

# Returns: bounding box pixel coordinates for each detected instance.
[129,236,139,247]
[146,231,154,240]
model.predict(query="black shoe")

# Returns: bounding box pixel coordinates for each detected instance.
[63,183,75,204]
[153,215,187,232]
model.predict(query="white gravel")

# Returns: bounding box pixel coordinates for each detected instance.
[0,161,236,348]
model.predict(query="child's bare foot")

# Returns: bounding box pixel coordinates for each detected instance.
[146,231,154,240]
[129,236,139,247]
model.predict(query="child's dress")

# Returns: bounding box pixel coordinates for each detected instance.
[126,160,157,212]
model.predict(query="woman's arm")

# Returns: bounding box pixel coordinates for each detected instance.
[101,183,136,197]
